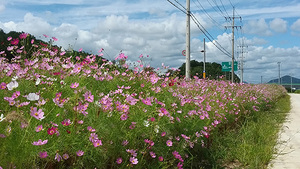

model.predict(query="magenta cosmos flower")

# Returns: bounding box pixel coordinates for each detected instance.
[47,127,58,135]
[39,151,48,158]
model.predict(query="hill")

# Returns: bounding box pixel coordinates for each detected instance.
[268,75,300,84]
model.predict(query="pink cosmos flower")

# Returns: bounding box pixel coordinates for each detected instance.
[7,36,12,41]
[87,126,96,132]
[62,153,69,160]
[150,151,156,158]
[60,51,66,56]
[76,150,84,156]
[7,46,14,51]
[78,120,84,124]
[93,139,102,147]
[30,107,45,120]
[142,97,152,106]
[39,151,48,158]
[129,122,136,129]
[129,157,138,165]
[61,119,71,126]
[32,139,48,146]
[35,125,43,132]
[161,132,166,137]
[0,82,6,90]
[166,140,173,147]
[122,140,129,146]
[70,82,79,88]
[52,37,58,41]
[116,157,123,164]
[83,91,94,102]
[43,34,49,38]
[125,95,138,105]
[89,133,98,142]
[126,149,137,157]
[158,156,164,162]
[120,113,128,121]
[19,33,28,39]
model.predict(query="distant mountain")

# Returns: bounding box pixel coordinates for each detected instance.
[268,75,300,84]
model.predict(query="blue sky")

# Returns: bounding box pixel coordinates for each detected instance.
[1,0,300,83]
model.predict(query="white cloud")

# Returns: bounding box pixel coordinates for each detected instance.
[0,5,5,12]
[269,18,287,33]
[1,5,300,84]
[291,19,300,35]
[244,18,272,36]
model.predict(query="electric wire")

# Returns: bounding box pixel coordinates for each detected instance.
[192,0,224,29]
[190,13,231,57]
[220,0,230,18]
[205,0,226,18]
[167,0,232,57]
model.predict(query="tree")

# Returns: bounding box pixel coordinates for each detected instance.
[177,60,240,82]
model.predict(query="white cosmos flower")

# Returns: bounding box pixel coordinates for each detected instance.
[154,125,160,133]
[143,120,150,127]
[0,114,5,122]
[12,76,19,81]
[35,78,41,85]
[7,81,19,90]
[27,93,40,101]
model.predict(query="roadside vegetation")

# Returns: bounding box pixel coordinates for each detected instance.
[0,32,289,169]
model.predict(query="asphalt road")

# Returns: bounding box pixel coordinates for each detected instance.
[268,94,300,169]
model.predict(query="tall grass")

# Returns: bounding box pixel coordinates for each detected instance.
[192,94,290,169]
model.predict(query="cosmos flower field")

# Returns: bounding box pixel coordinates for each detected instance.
[0,33,287,168]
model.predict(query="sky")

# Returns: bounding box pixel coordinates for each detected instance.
[1,0,300,83]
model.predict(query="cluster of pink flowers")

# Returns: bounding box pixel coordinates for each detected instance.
[53,92,69,107]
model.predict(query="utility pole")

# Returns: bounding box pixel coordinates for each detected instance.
[290,73,293,92]
[225,7,241,83]
[185,0,191,80]
[201,38,206,79]
[277,62,281,85]
[238,40,247,83]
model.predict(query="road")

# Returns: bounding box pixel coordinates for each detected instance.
[268,94,300,169]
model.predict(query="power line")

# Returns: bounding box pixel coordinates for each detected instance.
[211,0,228,18]
[219,0,230,18]
[167,0,232,57]
[167,0,187,14]
[190,13,231,57]
[192,0,224,29]
[205,0,226,18]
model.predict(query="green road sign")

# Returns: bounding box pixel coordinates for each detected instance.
[222,61,238,72]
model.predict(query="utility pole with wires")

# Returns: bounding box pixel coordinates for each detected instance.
[238,41,247,83]
[225,7,241,83]
[185,0,191,80]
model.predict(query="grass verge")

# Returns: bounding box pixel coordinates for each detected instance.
[190,94,291,169]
